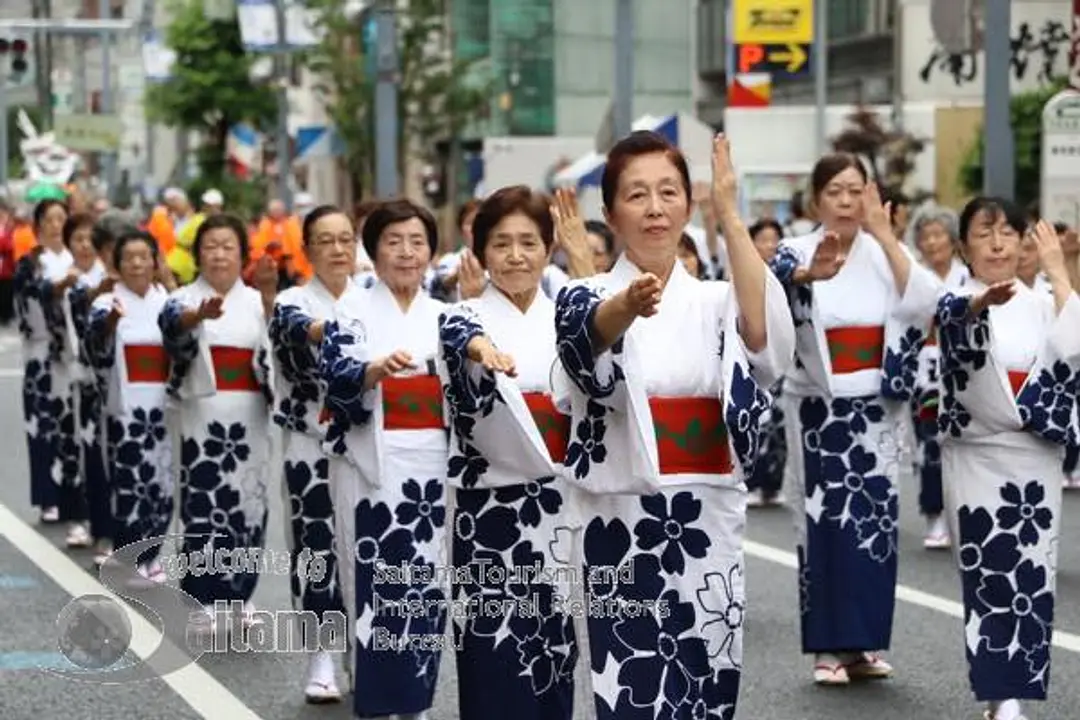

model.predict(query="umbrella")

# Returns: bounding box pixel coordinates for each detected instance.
[24,183,67,203]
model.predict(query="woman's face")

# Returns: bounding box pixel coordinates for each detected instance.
[587,231,613,272]
[604,152,691,268]
[815,166,866,241]
[1017,232,1040,283]
[916,220,955,270]
[307,212,357,285]
[963,209,1021,285]
[198,226,243,291]
[483,212,547,299]
[677,241,701,277]
[69,225,96,270]
[119,239,156,295]
[751,225,781,263]
[375,217,432,292]
[39,204,67,241]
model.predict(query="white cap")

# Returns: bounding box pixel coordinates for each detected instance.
[163,187,186,202]
[294,191,315,209]
[201,188,224,206]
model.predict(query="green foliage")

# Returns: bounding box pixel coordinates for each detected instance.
[145,0,277,194]
[305,0,491,199]
[831,107,929,198]
[958,78,1068,208]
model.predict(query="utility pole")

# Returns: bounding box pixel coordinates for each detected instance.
[99,0,116,200]
[813,0,827,156]
[613,0,633,141]
[983,0,1013,198]
[273,0,293,210]
[374,0,399,197]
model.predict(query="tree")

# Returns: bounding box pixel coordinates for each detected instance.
[959,78,1068,209]
[145,0,278,217]
[304,0,491,201]
[831,107,930,201]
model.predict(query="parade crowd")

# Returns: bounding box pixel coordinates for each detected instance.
[8,130,1080,720]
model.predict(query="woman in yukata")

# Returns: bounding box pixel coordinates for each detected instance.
[83,230,174,583]
[318,198,447,720]
[66,219,120,564]
[746,218,787,508]
[436,184,593,720]
[904,203,969,550]
[769,152,941,685]
[552,130,795,718]
[936,199,1080,720]
[56,212,109,550]
[15,199,83,527]
[159,213,275,630]
[268,204,363,703]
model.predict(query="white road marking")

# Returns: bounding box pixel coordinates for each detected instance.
[0,368,22,378]
[743,539,1080,654]
[0,501,264,720]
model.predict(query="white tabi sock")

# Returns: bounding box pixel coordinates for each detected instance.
[989,699,1022,720]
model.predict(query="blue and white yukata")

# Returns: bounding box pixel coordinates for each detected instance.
[319,281,448,719]
[437,284,578,720]
[937,282,1080,703]
[84,283,175,570]
[746,379,786,502]
[160,277,273,607]
[770,229,940,656]
[269,276,363,622]
[552,256,795,719]
[64,261,110,539]
[14,247,78,517]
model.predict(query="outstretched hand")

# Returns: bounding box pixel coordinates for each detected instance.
[969,280,1016,316]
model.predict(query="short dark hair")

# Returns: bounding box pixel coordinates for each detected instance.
[958,196,1026,243]
[810,153,868,199]
[62,213,95,248]
[113,229,160,272]
[584,220,615,254]
[601,130,691,212]
[748,218,784,241]
[33,199,67,229]
[193,213,250,267]
[302,204,351,246]
[471,185,554,268]
[361,199,438,260]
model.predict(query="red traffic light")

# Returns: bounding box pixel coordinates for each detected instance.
[12,39,27,54]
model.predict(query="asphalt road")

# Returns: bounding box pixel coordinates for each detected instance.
[0,325,1077,720]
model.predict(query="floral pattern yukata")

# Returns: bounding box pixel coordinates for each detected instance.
[319,281,448,718]
[84,283,174,565]
[14,247,77,515]
[437,285,578,720]
[160,277,273,605]
[269,277,364,622]
[936,283,1080,702]
[552,256,795,719]
[770,230,940,655]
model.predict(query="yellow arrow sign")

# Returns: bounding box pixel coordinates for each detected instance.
[767,43,808,73]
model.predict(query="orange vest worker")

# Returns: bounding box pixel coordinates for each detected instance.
[251,215,311,281]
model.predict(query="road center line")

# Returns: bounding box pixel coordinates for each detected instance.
[743,538,1080,654]
[0,501,264,720]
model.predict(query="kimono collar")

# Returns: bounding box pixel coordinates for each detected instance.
[609,252,692,295]
[193,274,245,299]
[370,279,426,317]
[116,280,166,304]
[308,274,355,306]
[482,281,549,317]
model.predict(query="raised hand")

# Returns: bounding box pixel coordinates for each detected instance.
[458,249,486,300]
[198,295,225,321]
[807,231,847,281]
[106,296,125,328]
[862,183,894,241]
[98,275,118,295]
[1031,219,1066,278]
[710,134,738,214]
[551,188,587,251]
[970,280,1017,316]
[466,336,517,377]
[625,273,662,317]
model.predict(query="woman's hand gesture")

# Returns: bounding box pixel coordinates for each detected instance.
[862,183,894,241]
[710,134,738,215]
[806,231,847,281]
[466,335,517,377]
[969,280,1016,317]
[1031,219,1066,278]
[624,273,662,317]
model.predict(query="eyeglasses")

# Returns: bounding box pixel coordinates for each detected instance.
[310,235,358,249]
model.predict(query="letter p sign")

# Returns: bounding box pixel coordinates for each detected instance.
[738,44,765,73]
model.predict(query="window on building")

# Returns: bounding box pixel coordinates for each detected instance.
[828,0,869,40]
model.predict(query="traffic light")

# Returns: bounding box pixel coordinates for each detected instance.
[0,37,30,78]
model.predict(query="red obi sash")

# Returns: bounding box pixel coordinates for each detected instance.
[522,392,571,462]
[1007,370,1029,398]
[124,344,169,384]
[826,325,885,374]
[211,346,260,392]
[650,396,732,475]
[382,375,444,430]
[917,399,938,423]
